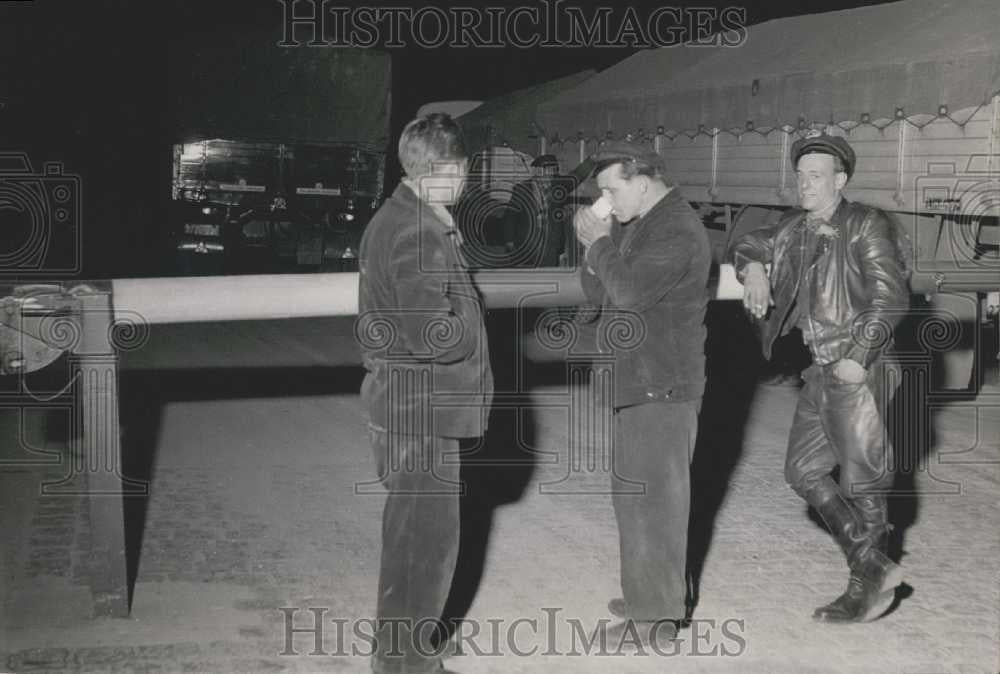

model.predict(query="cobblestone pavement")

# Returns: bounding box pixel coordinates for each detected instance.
[2,319,998,674]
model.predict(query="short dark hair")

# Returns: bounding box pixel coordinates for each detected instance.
[398,113,466,178]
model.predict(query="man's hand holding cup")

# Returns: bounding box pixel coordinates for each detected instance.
[575,196,614,248]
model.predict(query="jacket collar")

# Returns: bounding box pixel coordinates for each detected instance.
[829,195,851,227]
[618,186,683,247]
[797,195,849,224]
[640,185,681,223]
[394,181,454,235]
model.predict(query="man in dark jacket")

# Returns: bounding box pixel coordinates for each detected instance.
[733,132,910,623]
[574,141,711,649]
[356,113,493,673]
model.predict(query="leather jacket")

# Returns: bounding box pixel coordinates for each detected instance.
[732,198,910,367]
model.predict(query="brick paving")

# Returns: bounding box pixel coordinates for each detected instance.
[1,317,998,674]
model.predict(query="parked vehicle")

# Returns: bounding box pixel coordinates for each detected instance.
[171,139,383,274]
[167,39,390,274]
[467,0,999,388]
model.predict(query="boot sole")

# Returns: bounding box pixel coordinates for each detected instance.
[812,569,903,624]
[812,586,897,624]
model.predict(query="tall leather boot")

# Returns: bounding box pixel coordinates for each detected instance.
[807,484,903,622]
[854,494,893,556]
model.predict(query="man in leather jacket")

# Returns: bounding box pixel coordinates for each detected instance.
[732,133,910,623]
[574,141,711,649]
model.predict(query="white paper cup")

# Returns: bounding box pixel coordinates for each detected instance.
[590,196,613,219]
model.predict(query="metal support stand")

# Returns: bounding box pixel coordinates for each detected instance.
[53,287,133,617]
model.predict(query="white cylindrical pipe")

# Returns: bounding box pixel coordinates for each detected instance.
[111,269,595,324]
[112,273,361,324]
[106,263,988,325]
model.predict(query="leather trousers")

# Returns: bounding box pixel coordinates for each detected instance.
[785,359,898,499]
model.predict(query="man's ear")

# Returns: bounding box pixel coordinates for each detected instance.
[835,172,848,191]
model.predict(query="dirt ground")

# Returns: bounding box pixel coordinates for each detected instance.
[2,309,998,673]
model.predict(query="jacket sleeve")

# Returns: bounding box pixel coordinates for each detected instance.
[389,228,479,364]
[844,211,910,368]
[584,220,699,313]
[579,249,607,305]
[731,225,777,282]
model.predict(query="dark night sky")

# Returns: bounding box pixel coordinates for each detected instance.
[0,0,890,278]
[1,0,892,140]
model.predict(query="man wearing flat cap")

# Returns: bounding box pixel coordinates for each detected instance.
[732,132,910,622]
[573,141,711,649]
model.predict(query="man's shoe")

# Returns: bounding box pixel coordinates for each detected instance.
[607,597,627,619]
[805,481,903,622]
[595,618,679,654]
[812,576,894,623]
[761,372,803,387]
[812,548,903,623]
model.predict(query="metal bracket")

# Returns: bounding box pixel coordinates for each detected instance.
[0,284,83,375]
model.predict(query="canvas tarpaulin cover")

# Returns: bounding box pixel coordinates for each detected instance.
[457,69,596,155]
[537,0,1000,139]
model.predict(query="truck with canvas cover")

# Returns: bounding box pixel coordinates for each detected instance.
[533,0,999,388]
[451,70,596,268]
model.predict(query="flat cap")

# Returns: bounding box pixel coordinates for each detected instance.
[587,140,665,176]
[791,132,856,178]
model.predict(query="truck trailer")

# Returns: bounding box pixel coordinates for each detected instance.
[523,0,999,389]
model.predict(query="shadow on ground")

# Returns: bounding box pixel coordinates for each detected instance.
[440,307,546,641]
[687,303,763,616]
[117,363,366,607]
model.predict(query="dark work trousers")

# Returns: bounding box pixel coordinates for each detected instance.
[369,429,462,674]
[785,360,898,499]
[611,399,700,621]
